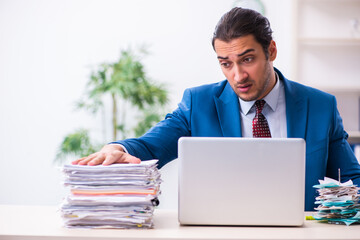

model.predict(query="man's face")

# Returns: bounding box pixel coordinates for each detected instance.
[214,35,277,101]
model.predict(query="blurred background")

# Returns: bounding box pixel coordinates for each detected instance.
[0,0,359,208]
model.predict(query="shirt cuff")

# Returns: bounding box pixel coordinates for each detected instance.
[109,143,129,154]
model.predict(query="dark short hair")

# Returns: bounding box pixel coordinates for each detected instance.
[212,7,273,59]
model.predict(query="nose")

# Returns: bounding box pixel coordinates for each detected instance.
[233,64,248,83]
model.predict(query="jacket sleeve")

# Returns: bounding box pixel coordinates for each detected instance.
[110,89,193,168]
[326,96,360,185]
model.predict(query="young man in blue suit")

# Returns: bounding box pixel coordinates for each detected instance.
[73,7,360,210]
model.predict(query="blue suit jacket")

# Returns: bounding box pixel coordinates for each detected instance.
[115,68,360,211]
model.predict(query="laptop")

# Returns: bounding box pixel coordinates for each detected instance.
[178,137,305,226]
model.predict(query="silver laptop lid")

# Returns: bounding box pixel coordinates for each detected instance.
[178,137,305,226]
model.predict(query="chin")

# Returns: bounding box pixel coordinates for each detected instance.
[238,94,256,102]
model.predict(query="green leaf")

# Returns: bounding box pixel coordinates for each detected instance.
[134,110,164,137]
[54,129,100,164]
[56,46,169,164]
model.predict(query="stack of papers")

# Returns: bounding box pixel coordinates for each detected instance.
[313,177,360,226]
[60,160,161,229]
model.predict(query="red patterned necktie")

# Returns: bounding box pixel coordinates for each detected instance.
[252,100,271,138]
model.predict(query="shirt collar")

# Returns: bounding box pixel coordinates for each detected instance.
[239,72,280,115]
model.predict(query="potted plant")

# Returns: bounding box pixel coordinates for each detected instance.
[55,47,168,163]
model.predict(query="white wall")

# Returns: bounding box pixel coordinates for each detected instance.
[0,0,293,207]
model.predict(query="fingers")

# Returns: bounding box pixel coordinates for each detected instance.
[71,153,96,165]
[87,153,107,166]
[71,145,141,166]
[71,158,82,165]
[102,150,141,166]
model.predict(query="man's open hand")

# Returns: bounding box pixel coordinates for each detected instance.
[71,144,141,166]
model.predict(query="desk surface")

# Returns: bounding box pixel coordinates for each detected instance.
[0,205,360,240]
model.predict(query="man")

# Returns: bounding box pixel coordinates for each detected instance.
[73,7,360,211]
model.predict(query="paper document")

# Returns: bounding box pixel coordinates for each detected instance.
[60,160,162,229]
[313,177,360,226]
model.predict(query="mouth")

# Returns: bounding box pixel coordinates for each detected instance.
[237,83,252,93]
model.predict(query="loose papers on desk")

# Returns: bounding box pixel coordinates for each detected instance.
[313,177,360,226]
[60,159,161,229]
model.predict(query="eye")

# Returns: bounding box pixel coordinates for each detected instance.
[243,57,254,63]
[220,62,231,68]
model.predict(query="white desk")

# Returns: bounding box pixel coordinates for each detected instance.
[0,205,359,240]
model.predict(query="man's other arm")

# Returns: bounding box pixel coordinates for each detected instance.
[72,89,193,167]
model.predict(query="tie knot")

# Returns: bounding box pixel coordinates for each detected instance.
[255,100,266,114]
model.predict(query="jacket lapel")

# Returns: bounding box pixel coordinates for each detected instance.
[214,83,242,137]
[280,71,309,139]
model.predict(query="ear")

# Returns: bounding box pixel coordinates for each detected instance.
[268,40,277,61]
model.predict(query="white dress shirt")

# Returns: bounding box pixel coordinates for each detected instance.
[238,73,287,138]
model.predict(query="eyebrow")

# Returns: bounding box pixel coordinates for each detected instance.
[217,49,255,60]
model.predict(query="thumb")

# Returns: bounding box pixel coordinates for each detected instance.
[102,152,121,166]
[122,154,141,164]
[102,152,141,165]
